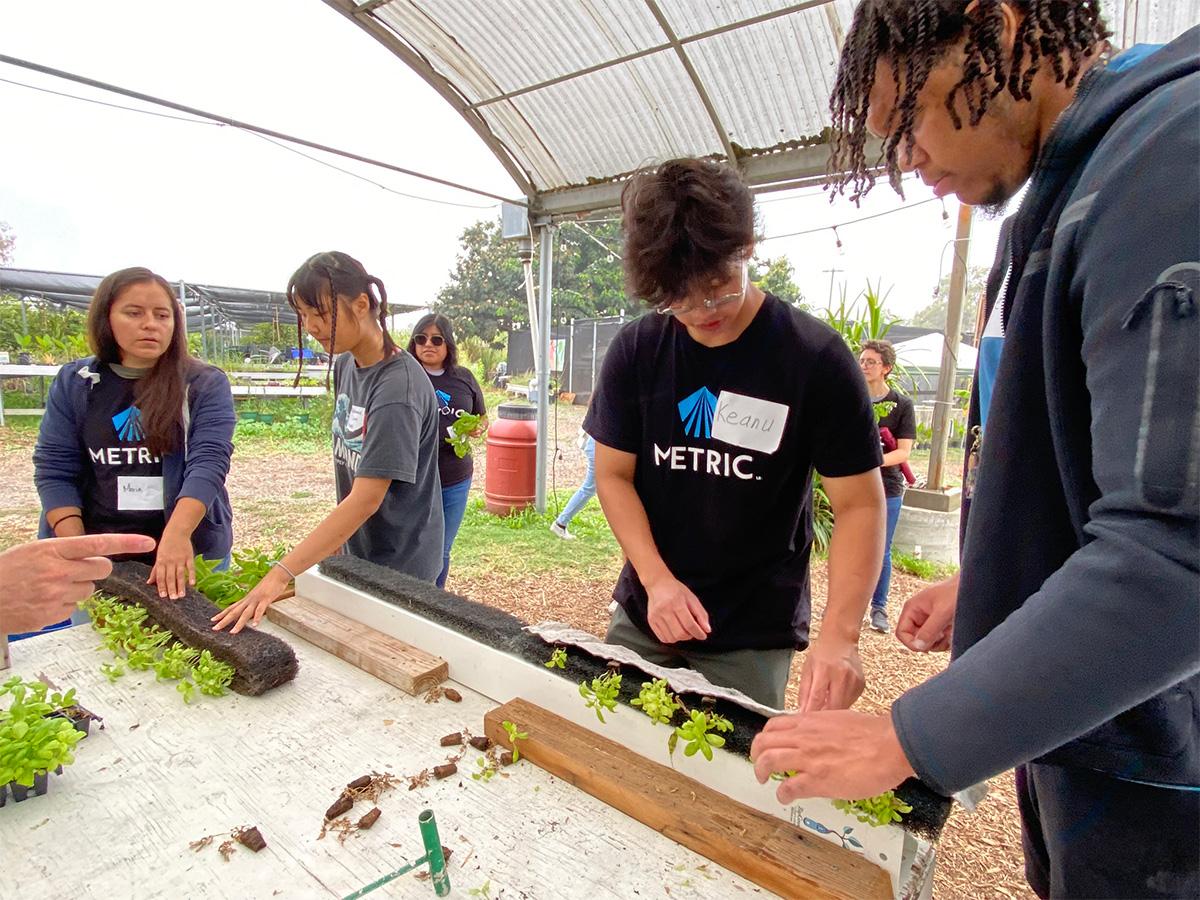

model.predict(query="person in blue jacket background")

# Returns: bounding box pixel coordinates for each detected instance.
[33,266,235,604]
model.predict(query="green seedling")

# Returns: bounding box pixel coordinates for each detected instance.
[670,709,733,762]
[769,769,799,782]
[833,791,913,827]
[501,720,529,762]
[84,592,239,706]
[155,644,200,683]
[471,756,497,782]
[0,686,86,789]
[544,648,567,669]
[630,679,681,726]
[578,671,622,723]
[194,546,287,610]
[446,413,483,459]
[191,650,235,698]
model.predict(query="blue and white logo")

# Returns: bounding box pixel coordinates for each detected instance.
[112,406,145,441]
[678,387,717,439]
[435,389,452,407]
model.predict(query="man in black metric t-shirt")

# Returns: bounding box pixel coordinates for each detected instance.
[585,159,885,710]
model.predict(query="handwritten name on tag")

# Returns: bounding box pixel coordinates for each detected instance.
[711,391,789,454]
[117,476,165,511]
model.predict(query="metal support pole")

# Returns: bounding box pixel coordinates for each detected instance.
[590,319,598,394]
[566,318,574,393]
[535,224,555,514]
[928,203,973,491]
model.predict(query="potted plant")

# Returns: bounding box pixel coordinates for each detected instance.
[0,678,86,805]
[44,688,102,738]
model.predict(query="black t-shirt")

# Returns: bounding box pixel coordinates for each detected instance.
[82,365,167,556]
[873,388,917,498]
[426,366,487,486]
[584,294,882,651]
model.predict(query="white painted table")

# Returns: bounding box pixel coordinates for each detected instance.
[0,363,61,425]
[1,622,769,900]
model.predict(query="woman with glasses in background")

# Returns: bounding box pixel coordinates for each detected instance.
[408,314,488,588]
[584,158,885,709]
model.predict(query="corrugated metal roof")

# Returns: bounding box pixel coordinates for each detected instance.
[325,0,1196,215]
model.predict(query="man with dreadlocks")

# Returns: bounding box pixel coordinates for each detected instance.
[752,4,1198,897]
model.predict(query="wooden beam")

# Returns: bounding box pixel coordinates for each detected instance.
[266,596,447,695]
[485,699,892,900]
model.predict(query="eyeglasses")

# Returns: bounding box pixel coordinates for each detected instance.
[414,334,445,346]
[656,262,749,317]
[859,358,883,369]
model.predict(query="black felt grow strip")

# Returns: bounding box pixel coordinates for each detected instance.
[98,561,299,696]
[319,556,952,840]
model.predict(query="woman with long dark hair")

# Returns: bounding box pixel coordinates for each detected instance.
[213,251,443,633]
[407,313,487,587]
[34,266,235,600]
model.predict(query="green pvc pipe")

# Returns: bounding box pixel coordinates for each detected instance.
[341,809,450,900]
[419,808,451,897]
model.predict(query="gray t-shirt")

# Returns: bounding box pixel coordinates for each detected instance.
[331,350,443,582]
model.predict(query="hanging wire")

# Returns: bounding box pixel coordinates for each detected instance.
[0,74,499,210]
[0,54,524,206]
[759,196,941,243]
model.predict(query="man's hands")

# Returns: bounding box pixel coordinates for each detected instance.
[644,573,711,643]
[896,574,959,652]
[0,534,156,633]
[796,635,865,712]
[751,710,915,805]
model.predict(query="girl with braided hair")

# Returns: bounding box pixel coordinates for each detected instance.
[214,252,444,632]
[754,5,1199,897]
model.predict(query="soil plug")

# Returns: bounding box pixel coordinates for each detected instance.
[499,751,515,767]
[235,826,267,852]
[325,794,354,820]
[433,763,458,780]
[468,736,490,751]
[443,688,462,703]
[347,775,373,791]
[357,808,382,830]
[440,732,463,747]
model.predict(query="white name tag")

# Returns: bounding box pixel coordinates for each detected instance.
[346,405,366,433]
[711,391,789,454]
[117,476,165,511]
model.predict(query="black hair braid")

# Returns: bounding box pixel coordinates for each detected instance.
[828,0,1111,201]
[370,276,398,357]
[324,268,339,392]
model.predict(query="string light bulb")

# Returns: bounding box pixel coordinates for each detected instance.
[833,226,844,254]
[940,198,951,227]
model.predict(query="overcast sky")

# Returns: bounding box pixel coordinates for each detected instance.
[0,0,1014,324]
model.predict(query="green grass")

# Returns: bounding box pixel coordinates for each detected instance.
[891,551,958,581]
[451,494,622,582]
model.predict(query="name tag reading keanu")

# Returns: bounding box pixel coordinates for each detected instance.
[117,476,165,511]
[711,391,789,454]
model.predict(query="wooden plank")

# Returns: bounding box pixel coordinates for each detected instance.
[485,698,893,900]
[265,595,447,695]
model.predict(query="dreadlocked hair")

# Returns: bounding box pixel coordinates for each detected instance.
[285,251,397,389]
[828,0,1110,203]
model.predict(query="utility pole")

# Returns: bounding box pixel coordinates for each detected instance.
[928,203,974,491]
